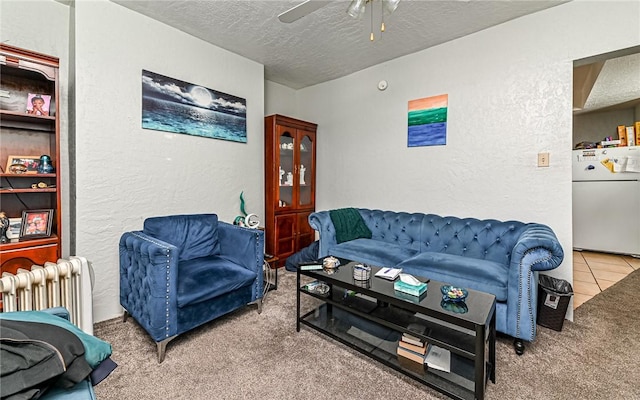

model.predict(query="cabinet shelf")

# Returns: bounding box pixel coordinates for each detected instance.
[1,188,56,194]
[0,110,56,131]
[0,235,59,251]
[1,173,56,178]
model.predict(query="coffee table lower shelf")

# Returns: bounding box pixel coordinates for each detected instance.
[300,304,482,400]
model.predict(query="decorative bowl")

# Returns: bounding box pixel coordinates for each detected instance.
[440,285,468,303]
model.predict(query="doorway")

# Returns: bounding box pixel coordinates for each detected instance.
[571,46,640,309]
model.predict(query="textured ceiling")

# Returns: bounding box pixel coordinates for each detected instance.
[584,53,640,112]
[110,0,567,89]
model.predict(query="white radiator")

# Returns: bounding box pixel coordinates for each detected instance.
[0,256,94,334]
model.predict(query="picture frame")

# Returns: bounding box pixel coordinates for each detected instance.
[19,209,53,240]
[6,155,40,174]
[26,93,51,116]
[142,70,247,143]
[6,218,22,240]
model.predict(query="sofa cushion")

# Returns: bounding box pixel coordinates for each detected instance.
[177,255,257,308]
[328,238,418,267]
[396,252,509,301]
[329,208,372,244]
[144,214,220,261]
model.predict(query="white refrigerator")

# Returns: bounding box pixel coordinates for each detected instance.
[572,147,640,256]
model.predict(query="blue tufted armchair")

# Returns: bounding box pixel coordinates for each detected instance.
[119,214,264,362]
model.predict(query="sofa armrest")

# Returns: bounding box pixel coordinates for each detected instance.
[308,211,338,257]
[512,224,564,272]
[217,222,265,300]
[119,231,179,342]
[506,224,564,341]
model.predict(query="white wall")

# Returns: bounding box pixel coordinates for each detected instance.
[0,0,71,258]
[265,80,298,117]
[74,0,265,322]
[296,0,640,321]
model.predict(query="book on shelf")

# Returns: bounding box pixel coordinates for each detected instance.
[393,280,427,296]
[398,339,427,355]
[424,344,451,373]
[401,332,425,347]
[635,122,640,146]
[397,354,426,375]
[374,267,402,280]
[397,346,426,364]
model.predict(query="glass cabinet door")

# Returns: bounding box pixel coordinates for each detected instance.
[297,132,314,208]
[278,131,294,209]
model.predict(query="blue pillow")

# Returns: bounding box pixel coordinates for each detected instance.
[0,310,112,368]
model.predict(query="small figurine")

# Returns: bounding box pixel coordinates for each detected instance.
[286,172,293,186]
[0,211,9,243]
[279,166,285,185]
[299,164,306,185]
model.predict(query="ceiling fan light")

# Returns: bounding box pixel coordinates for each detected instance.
[347,0,367,19]
[382,0,401,14]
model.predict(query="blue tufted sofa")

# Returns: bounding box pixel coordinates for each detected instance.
[119,214,264,362]
[308,208,564,353]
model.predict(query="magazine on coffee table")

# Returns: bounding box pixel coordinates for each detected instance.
[374,267,402,280]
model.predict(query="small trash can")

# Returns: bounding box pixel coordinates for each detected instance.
[537,274,573,331]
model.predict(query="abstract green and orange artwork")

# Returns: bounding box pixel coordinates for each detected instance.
[408,94,448,147]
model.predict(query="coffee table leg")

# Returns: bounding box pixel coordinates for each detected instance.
[474,324,486,400]
[490,312,496,383]
[296,268,301,332]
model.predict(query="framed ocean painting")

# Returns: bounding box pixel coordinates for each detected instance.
[408,94,448,147]
[142,70,247,143]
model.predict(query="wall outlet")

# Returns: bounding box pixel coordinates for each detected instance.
[538,152,550,167]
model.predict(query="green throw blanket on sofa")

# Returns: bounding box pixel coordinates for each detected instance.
[329,208,372,244]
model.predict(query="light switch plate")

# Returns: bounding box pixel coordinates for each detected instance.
[538,152,550,167]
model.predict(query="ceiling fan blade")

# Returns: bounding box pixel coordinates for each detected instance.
[278,1,332,23]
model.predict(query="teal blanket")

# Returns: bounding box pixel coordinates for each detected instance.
[329,208,372,244]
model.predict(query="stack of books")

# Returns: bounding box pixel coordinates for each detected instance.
[396,332,427,371]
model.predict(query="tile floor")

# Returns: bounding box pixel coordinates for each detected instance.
[572,251,640,309]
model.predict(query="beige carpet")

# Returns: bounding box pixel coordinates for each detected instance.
[94,269,640,399]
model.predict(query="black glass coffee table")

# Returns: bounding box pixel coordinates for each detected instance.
[296,259,496,400]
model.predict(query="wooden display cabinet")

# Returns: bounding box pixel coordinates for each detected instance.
[265,115,317,263]
[0,44,61,271]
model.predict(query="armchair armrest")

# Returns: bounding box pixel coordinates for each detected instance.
[217,222,265,300]
[308,211,338,257]
[119,231,179,342]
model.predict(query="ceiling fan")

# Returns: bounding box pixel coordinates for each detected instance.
[278,1,333,23]
[278,0,400,24]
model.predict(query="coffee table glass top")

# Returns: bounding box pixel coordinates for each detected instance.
[301,260,496,326]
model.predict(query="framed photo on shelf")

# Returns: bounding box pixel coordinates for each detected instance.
[6,155,40,174]
[19,209,53,240]
[26,93,51,116]
[6,218,21,240]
